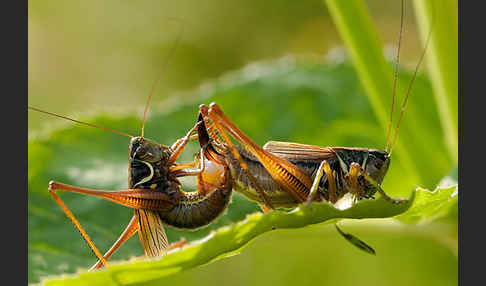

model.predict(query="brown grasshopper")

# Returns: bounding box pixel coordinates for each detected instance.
[193,102,406,215]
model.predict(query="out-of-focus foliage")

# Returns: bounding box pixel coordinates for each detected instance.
[28,0,423,130]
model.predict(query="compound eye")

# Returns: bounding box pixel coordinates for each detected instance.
[374,159,384,169]
[135,146,144,157]
[136,146,158,162]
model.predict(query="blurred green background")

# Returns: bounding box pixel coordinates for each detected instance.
[28,1,457,285]
[28,0,423,130]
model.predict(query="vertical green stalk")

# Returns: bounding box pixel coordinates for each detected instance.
[324,0,419,183]
[413,0,458,163]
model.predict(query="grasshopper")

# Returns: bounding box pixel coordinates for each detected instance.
[193,102,405,214]
[40,119,233,270]
[29,20,236,270]
[191,0,432,213]
[187,0,431,253]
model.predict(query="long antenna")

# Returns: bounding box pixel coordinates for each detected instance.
[141,18,185,138]
[28,106,134,138]
[385,0,405,152]
[389,26,433,156]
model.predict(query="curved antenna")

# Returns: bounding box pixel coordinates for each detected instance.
[389,26,433,157]
[141,18,185,138]
[385,0,405,152]
[29,106,134,138]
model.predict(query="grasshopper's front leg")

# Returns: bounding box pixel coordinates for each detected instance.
[168,120,202,165]
[348,163,408,204]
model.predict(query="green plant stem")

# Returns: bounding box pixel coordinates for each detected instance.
[412,0,458,163]
[324,0,419,183]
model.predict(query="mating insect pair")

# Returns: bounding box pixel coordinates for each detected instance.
[31,98,408,270]
[29,0,431,271]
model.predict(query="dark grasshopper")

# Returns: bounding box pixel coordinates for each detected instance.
[29,20,238,270]
[39,117,234,270]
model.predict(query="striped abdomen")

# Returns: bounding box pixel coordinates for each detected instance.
[157,179,232,229]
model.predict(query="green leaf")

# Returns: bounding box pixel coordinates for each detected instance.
[397,186,458,224]
[40,186,456,286]
[29,59,455,285]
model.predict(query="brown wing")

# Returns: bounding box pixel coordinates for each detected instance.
[263,141,337,163]
[135,209,168,258]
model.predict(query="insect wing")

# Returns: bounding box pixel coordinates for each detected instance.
[263,141,336,163]
[135,209,169,257]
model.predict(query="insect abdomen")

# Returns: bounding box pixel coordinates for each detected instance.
[158,180,232,229]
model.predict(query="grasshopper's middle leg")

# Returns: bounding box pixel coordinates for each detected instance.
[170,148,207,177]
[168,121,202,165]
[305,160,337,209]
